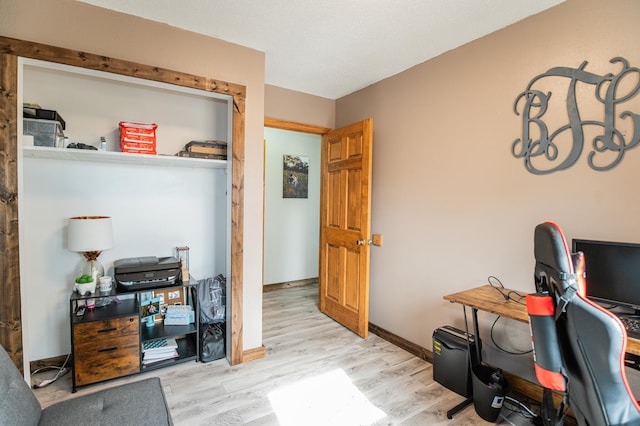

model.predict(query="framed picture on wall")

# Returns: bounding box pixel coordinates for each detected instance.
[283,155,309,198]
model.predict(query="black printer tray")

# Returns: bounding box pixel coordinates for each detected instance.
[114,256,182,292]
[114,256,180,273]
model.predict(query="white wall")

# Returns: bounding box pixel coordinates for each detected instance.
[263,128,321,285]
[22,157,227,360]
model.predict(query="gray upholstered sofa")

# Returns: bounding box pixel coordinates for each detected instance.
[0,343,173,426]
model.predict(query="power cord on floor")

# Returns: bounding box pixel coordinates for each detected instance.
[31,353,71,389]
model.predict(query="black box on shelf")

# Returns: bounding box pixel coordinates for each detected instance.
[23,106,66,129]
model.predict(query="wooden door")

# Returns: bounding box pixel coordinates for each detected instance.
[319,118,373,338]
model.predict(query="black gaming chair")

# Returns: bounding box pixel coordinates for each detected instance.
[527,221,640,425]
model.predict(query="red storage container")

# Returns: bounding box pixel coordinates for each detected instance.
[119,121,157,154]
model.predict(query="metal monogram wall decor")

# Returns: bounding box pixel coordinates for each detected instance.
[512,57,640,174]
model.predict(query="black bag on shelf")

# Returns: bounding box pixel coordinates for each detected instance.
[200,322,225,363]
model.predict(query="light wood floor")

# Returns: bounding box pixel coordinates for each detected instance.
[33,284,536,425]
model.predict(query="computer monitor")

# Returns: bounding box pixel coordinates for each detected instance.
[572,238,640,312]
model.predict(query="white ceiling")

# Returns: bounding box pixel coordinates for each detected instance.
[78,0,564,99]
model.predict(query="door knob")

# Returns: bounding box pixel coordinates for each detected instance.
[356,239,366,246]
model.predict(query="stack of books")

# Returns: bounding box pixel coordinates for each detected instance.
[176,140,227,160]
[142,338,179,365]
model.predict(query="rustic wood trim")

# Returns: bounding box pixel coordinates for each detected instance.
[263,278,318,292]
[0,52,22,373]
[264,117,330,135]
[242,345,266,363]
[0,36,246,370]
[230,95,245,365]
[0,36,245,98]
[369,323,432,362]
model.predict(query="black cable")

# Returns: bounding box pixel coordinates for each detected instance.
[485,276,532,354]
[503,395,539,419]
[488,275,527,305]
[484,276,539,419]
[489,315,532,355]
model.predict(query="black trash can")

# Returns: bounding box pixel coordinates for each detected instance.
[472,365,508,422]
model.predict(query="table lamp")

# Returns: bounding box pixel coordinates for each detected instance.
[67,216,114,282]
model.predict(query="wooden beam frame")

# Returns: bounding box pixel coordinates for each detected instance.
[0,36,246,370]
[0,51,20,370]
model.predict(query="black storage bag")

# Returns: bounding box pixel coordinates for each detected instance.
[198,275,226,362]
[200,322,225,362]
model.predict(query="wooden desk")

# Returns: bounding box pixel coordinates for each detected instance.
[444,284,640,356]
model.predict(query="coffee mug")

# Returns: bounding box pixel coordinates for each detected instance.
[99,275,112,292]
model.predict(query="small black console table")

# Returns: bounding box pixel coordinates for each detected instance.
[69,279,199,392]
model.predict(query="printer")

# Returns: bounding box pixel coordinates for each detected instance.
[114,256,182,292]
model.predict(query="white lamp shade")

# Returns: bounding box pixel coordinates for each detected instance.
[67,216,114,252]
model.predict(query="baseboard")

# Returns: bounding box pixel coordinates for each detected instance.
[30,354,71,375]
[368,322,551,406]
[369,322,433,363]
[263,278,317,292]
[243,345,266,362]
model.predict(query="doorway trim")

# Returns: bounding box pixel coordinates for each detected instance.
[262,118,329,296]
[264,118,330,135]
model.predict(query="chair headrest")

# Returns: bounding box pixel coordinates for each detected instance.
[534,222,584,302]
[534,222,573,276]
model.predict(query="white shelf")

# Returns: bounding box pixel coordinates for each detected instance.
[22,145,227,169]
